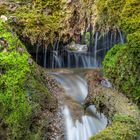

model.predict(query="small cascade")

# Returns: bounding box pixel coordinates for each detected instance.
[94,32,99,66]
[63,106,107,140]
[117,28,125,44]
[44,47,47,68]
[52,72,108,140]
[52,51,62,68]
[36,44,40,63]
[52,73,88,102]
[35,29,125,68]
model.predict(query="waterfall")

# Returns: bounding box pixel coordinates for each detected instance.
[94,32,99,66]
[53,73,88,102]
[36,29,125,68]
[117,28,125,44]
[62,106,107,140]
[52,72,108,140]
[36,44,40,63]
[68,52,71,68]
[74,53,79,68]
[44,47,47,68]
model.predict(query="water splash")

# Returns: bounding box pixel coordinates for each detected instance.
[63,105,107,140]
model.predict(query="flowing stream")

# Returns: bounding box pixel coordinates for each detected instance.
[52,72,107,140]
[41,27,125,140]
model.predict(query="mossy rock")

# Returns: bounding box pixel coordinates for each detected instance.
[0,19,32,139]
[0,3,8,15]
[91,116,140,140]
[85,72,140,140]
[0,19,56,140]
[120,0,140,34]
[9,0,65,46]
[102,0,140,102]
[95,0,126,31]
[103,32,140,102]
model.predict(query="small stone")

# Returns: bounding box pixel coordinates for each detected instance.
[28,58,33,65]
[66,43,88,52]
[67,0,72,4]
[101,79,112,88]
[0,15,8,22]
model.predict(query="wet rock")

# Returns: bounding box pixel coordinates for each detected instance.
[101,79,112,88]
[66,42,88,52]
[47,107,64,140]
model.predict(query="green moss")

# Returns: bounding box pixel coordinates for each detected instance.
[103,0,140,102]
[10,0,64,46]
[95,0,140,33]
[0,4,8,15]
[95,0,126,31]
[0,20,32,139]
[120,0,140,34]
[103,44,127,80]
[90,115,140,140]
[0,19,53,140]
[94,0,140,132]
[103,33,140,102]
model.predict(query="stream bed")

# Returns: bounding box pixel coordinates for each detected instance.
[51,71,107,140]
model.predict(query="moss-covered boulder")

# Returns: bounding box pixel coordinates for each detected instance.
[85,70,140,140]
[120,0,140,34]
[103,34,140,102]
[0,19,57,140]
[95,0,126,31]
[103,0,140,102]
[0,19,32,139]
[7,0,67,47]
[6,0,97,47]
[91,115,140,140]
[101,1,140,136]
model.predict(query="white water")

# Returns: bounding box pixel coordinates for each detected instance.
[36,29,125,68]
[94,32,99,66]
[52,72,107,140]
[63,105,107,140]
